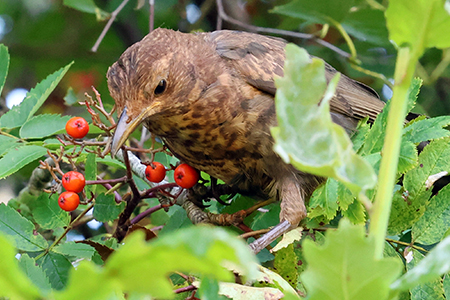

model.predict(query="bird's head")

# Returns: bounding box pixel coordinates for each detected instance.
[107,28,219,156]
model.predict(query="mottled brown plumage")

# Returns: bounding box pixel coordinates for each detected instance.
[108,28,385,251]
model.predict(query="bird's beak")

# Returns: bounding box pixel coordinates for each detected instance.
[110,104,158,157]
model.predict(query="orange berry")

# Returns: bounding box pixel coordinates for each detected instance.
[174,164,199,189]
[145,162,166,183]
[62,171,86,193]
[65,117,89,139]
[58,191,80,211]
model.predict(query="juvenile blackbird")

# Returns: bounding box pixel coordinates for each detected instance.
[108,28,385,252]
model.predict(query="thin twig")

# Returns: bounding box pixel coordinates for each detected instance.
[91,0,131,52]
[215,0,351,58]
[149,0,154,33]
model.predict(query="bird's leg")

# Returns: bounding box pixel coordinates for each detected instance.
[249,176,307,253]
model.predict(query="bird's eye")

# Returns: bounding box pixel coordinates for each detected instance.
[154,79,167,95]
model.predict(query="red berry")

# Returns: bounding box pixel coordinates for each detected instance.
[145,162,166,183]
[58,192,80,211]
[174,164,199,189]
[65,117,89,139]
[62,171,86,193]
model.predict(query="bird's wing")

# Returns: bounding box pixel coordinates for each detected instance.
[207,30,385,123]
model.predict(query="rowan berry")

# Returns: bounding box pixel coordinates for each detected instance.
[145,162,166,183]
[58,191,80,211]
[65,117,89,139]
[174,164,199,189]
[62,171,86,193]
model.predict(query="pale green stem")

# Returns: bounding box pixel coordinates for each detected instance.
[333,21,358,61]
[369,47,418,259]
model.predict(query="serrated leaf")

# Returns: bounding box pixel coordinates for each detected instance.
[308,178,339,220]
[272,227,302,252]
[0,62,73,129]
[408,250,445,300]
[392,246,448,296]
[403,115,450,144]
[0,233,42,300]
[18,254,52,294]
[57,227,258,300]
[412,184,450,244]
[31,193,70,230]
[53,242,96,260]
[0,44,9,96]
[301,219,401,300]
[363,78,421,156]
[271,0,355,24]
[37,252,72,291]
[398,141,418,174]
[0,135,18,157]
[272,44,376,194]
[386,0,450,52]
[0,145,47,179]
[93,193,125,223]
[20,114,72,139]
[341,198,366,224]
[85,153,97,195]
[0,203,47,251]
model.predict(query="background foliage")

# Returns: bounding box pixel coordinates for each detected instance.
[1,0,450,299]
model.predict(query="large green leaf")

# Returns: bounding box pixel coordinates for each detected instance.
[0,62,73,129]
[403,115,450,144]
[37,252,72,291]
[53,242,96,260]
[0,233,42,300]
[55,227,258,299]
[272,44,376,194]
[301,219,401,300]
[0,145,47,179]
[0,44,9,96]
[20,114,72,139]
[342,8,390,45]
[386,0,450,53]
[0,203,47,252]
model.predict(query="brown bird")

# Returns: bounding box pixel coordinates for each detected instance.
[108,28,385,252]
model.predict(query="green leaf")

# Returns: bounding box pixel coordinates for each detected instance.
[0,135,18,157]
[20,114,72,139]
[0,44,9,96]
[18,254,52,294]
[412,184,450,244]
[341,198,366,224]
[31,193,70,230]
[0,61,73,129]
[198,277,224,300]
[386,0,450,52]
[37,252,72,291]
[392,243,450,295]
[397,141,418,174]
[308,178,339,220]
[53,242,96,260]
[63,0,109,19]
[272,44,376,194]
[271,0,355,24]
[301,219,401,300]
[407,251,445,300]
[0,203,48,252]
[63,87,78,105]
[0,145,47,179]
[57,227,258,299]
[93,193,125,223]
[273,243,298,289]
[0,233,42,300]
[403,115,450,144]
[342,8,390,45]
[85,153,97,195]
